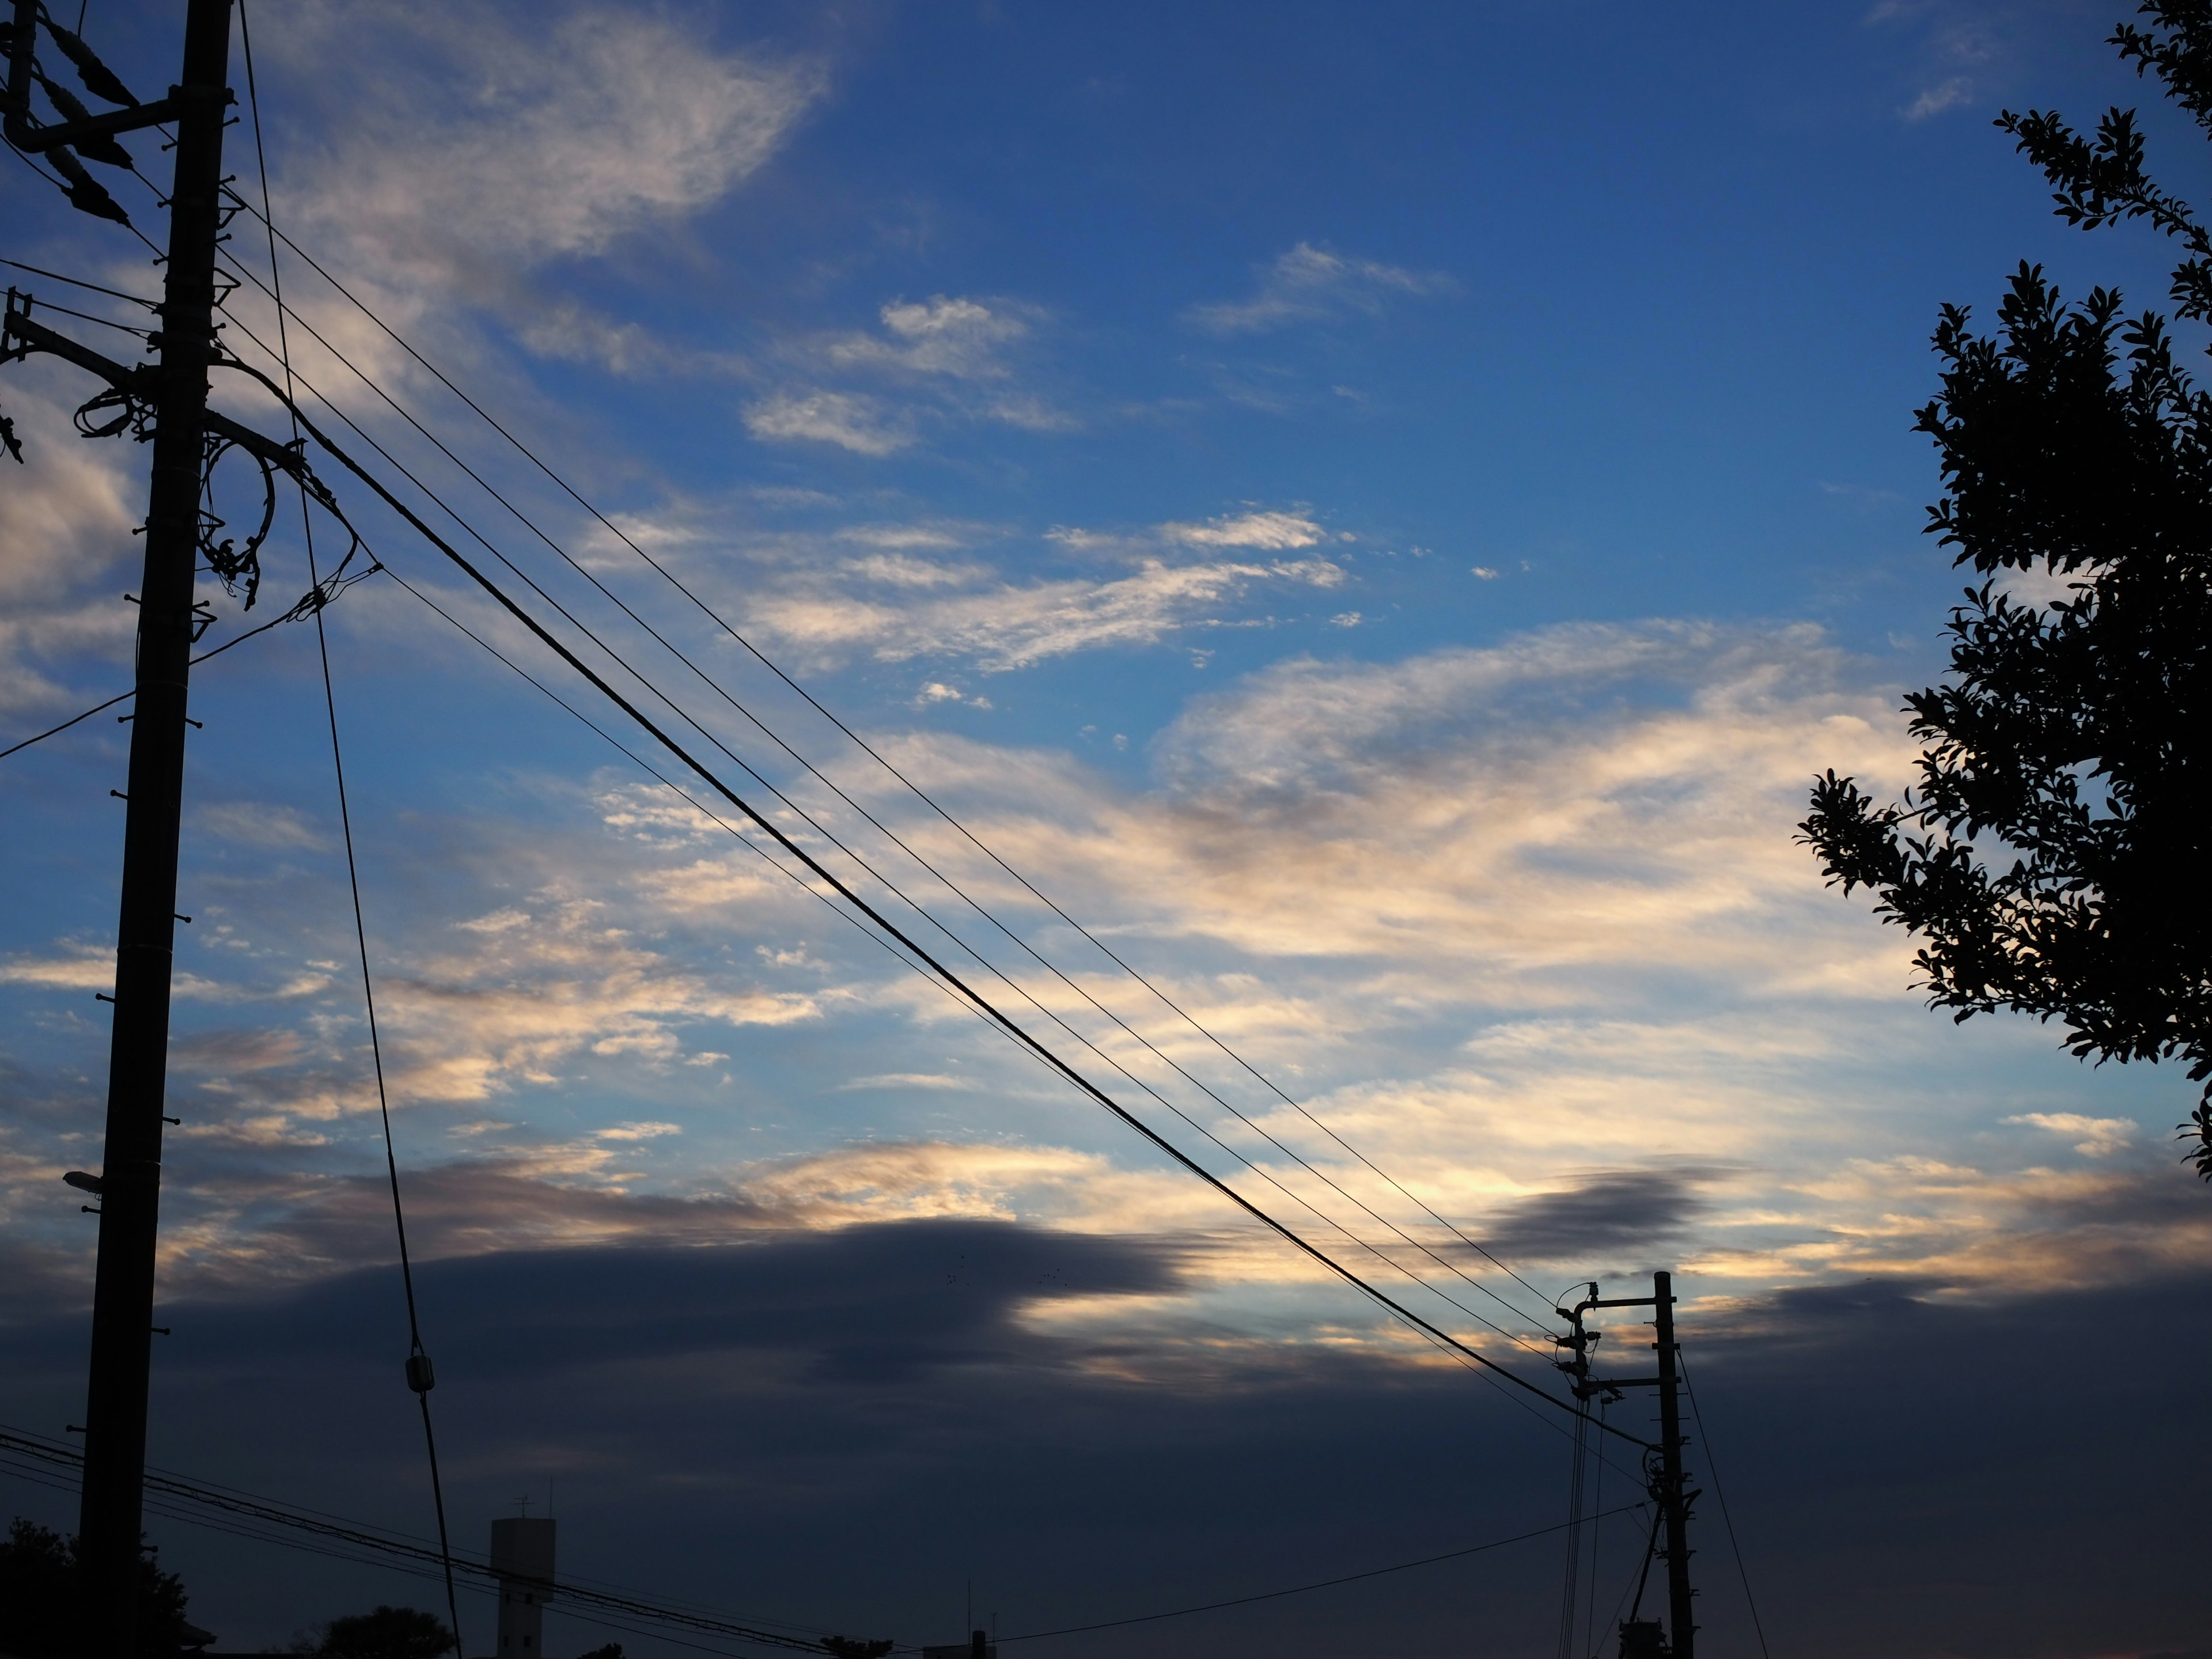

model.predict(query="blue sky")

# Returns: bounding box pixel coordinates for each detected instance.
[3,3,2209,1656]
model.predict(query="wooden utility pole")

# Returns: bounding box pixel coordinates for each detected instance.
[4,2,237,1651]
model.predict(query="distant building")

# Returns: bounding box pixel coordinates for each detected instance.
[491,1515,558,1658]
[920,1634,994,1659]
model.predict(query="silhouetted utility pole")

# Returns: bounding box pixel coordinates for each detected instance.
[1558,1271,1699,1659]
[1651,1272,1695,1658]
[5,3,234,1653]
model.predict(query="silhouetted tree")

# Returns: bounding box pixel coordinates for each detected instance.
[0,1517,196,1655]
[574,1646,625,1659]
[820,1638,895,1658]
[300,1605,455,1659]
[1801,1,2212,1178]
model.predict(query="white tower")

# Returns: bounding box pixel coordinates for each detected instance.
[491,1516,557,1658]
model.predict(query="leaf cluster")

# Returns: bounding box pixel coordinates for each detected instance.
[0,1517,196,1657]
[1799,5,2212,1177]
[293,1605,456,1659]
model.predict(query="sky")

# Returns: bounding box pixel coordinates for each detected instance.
[3,2,2210,1656]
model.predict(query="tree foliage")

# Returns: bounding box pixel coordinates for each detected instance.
[301,1605,456,1659]
[1800,1,2212,1177]
[0,1517,196,1656]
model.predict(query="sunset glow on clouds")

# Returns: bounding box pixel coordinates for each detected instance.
[3,3,2207,1655]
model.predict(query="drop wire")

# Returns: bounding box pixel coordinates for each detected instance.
[237,7,464,1652]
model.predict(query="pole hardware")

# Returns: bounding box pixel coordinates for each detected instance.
[1561,1271,1699,1659]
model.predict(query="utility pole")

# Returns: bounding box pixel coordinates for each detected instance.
[1652,1272,1695,1659]
[4,2,237,1652]
[1558,1271,1698,1659]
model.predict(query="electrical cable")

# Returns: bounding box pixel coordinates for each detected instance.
[1678,1348,1772,1659]
[24,118,1626,1450]
[1590,1503,1658,1659]
[199,349,1653,1453]
[203,188,1563,1323]
[1584,1394,1605,1657]
[0,256,157,306]
[998,1504,1649,1643]
[0,1429,829,1656]
[2,291,151,335]
[109,108,1603,1435]
[15,16,1662,1620]
[1556,1396,1590,1659]
[196,232,1560,1352]
[0,1417,834,1642]
[0,592,326,762]
[373,547,1602,1452]
[237,9,464,1653]
[194,296,1565,1371]
[365,554,1611,1451]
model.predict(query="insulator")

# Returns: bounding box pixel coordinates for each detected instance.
[42,17,141,108]
[405,1353,437,1395]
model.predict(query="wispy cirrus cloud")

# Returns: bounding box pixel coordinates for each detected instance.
[1158,509,1330,550]
[280,4,824,292]
[1186,242,1453,335]
[748,294,1074,453]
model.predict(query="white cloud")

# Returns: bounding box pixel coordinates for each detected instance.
[286,6,824,284]
[745,553,1346,671]
[1187,242,1452,335]
[1160,511,1325,551]
[825,297,1032,380]
[744,391,915,455]
[761,295,1070,448]
[2004,1112,2138,1157]
[1903,76,1974,120]
[231,3,824,389]
[0,382,144,717]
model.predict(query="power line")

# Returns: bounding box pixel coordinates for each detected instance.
[192,241,1559,1350]
[203,192,1561,1325]
[0,586,342,763]
[12,148,1628,1448]
[362,556,1610,1446]
[998,1504,1649,1643]
[1677,1349,1772,1659]
[203,351,1649,1453]
[0,256,157,307]
[192,297,1565,1373]
[0,1429,828,1656]
[60,108,1605,1436]
[236,6,467,1653]
[1,291,150,336]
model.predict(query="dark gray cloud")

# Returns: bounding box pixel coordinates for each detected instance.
[3,1215,2207,1659]
[1468,1166,1722,1267]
